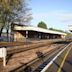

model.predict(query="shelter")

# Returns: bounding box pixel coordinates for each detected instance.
[12,24,66,41]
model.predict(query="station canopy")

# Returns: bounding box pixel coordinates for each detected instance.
[14,25,67,36]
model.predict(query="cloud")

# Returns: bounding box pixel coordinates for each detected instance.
[32,10,72,24]
[60,13,72,23]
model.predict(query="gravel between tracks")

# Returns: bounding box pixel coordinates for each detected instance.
[0,44,62,72]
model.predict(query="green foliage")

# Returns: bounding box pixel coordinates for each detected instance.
[49,28,66,33]
[49,28,72,36]
[37,21,47,29]
[0,0,32,38]
[66,33,72,36]
[0,0,23,34]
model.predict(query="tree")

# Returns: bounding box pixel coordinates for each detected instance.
[37,21,47,29]
[49,28,66,33]
[0,0,32,41]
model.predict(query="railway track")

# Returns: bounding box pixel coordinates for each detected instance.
[33,44,68,72]
[9,44,68,72]
[0,40,70,72]
[7,42,52,55]
[7,40,69,55]
[37,43,72,72]
[44,42,72,72]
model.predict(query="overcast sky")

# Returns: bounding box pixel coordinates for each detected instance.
[30,0,72,31]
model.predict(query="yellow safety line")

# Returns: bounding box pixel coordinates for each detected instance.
[57,47,72,72]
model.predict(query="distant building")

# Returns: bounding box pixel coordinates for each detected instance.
[68,25,72,32]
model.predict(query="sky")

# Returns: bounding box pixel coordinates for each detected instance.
[30,0,72,31]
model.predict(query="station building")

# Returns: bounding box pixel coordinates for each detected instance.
[12,24,66,41]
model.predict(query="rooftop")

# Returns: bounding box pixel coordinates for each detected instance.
[14,25,66,35]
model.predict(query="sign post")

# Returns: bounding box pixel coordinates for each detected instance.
[0,48,6,66]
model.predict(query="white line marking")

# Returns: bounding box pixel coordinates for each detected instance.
[41,43,71,72]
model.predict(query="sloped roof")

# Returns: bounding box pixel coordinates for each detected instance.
[14,25,67,35]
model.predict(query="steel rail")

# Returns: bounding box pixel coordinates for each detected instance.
[41,42,72,72]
